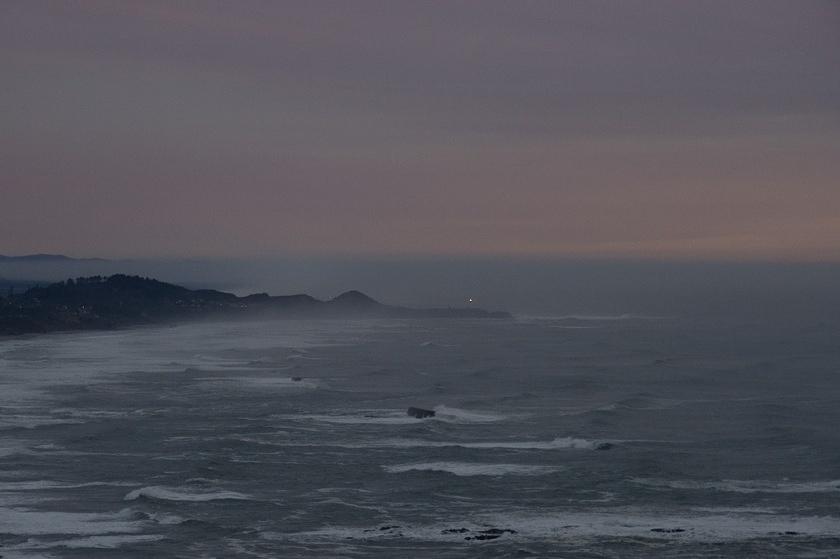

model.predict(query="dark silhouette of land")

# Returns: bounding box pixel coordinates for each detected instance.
[0,253,107,262]
[0,274,509,336]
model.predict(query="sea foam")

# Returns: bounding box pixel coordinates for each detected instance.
[383,462,561,476]
[124,486,252,502]
[633,478,840,493]
[285,405,504,425]
[0,508,144,536]
[432,405,505,423]
[367,436,599,450]
[281,509,840,544]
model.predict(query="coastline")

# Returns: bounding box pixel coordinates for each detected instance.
[0,275,510,338]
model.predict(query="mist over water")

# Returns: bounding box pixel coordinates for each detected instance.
[1,306,840,557]
[3,257,840,319]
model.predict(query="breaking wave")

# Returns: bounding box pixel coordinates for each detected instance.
[285,405,505,425]
[360,437,599,450]
[633,478,840,494]
[383,462,561,476]
[124,486,252,502]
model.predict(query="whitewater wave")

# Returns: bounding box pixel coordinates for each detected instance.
[383,462,561,476]
[124,486,252,502]
[0,439,33,457]
[193,376,318,389]
[432,405,505,423]
[1,480,135,491]
[280,509,840,544]
[290,412,421,425]
[0,415,86,430]
[419,341,456,348]
[15,534,166,550]
[633,478,840,494]
[356,437,599,450]
[0,507,144,536]
[519,314,669,323]
[284,405,505,425]
[311,497,387,513]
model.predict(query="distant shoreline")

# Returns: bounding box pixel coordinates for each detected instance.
[0,274,510,337]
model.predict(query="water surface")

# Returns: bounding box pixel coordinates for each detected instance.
[1,315,839,557]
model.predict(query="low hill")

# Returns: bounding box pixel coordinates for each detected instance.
[0,274,509,335]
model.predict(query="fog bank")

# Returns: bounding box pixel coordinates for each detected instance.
[2,257,839,320]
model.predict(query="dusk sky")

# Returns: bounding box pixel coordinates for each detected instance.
[2,1,839,260]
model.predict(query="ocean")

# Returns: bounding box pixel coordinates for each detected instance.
[1,314,839,557]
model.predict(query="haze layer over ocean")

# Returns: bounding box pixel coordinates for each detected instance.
[3,257,840,318]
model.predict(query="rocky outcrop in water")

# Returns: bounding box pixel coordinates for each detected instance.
[406,407,436,419]
[464,528,518,541]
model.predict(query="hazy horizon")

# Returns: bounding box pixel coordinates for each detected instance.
[3,255,839,319]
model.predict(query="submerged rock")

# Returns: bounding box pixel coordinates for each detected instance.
[595,442,615,451]
[407,407,436,418]
[364,525,401,533]
[465,528,517,541]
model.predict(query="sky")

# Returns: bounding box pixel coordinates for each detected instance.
[2,1,839,261]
